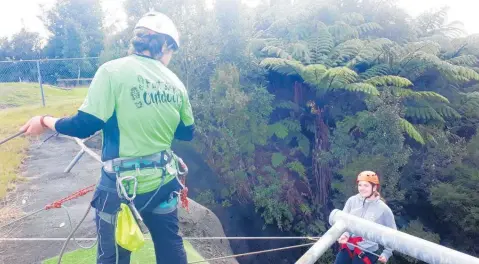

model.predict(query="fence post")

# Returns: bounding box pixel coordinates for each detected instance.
[36,60,45,107]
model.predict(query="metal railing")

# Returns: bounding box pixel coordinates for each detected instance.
[296,209,479,264]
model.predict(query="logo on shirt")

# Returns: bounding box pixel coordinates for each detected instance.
[130,75,182,109]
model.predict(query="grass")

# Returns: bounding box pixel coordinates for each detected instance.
[42,240,206,264]
[0,82,88,198]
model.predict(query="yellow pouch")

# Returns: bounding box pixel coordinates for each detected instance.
[115,203,145,252]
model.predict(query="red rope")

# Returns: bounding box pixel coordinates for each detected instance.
[44,184,96,210]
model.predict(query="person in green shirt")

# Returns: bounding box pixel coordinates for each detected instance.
[20,11,194,264]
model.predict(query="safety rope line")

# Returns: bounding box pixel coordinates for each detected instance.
[45,185,96,210]
[0,236,321,241]
[188,242,317,264]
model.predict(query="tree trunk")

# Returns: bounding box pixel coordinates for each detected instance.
[312,110,331,206]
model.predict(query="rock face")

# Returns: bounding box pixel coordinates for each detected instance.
[0,134,238,264]
[179,199,239,264]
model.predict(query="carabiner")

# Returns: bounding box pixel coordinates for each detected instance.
[117,175,138,201]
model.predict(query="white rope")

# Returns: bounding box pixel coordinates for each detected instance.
[189,242,317,264]
[0,236,320,241]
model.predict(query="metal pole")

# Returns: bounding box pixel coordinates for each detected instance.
[36,60,45,107]
[295,220,347,264]
[64,149,85,173]
[329,209,479,264]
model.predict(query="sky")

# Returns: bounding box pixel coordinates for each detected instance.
[0,0,478,40]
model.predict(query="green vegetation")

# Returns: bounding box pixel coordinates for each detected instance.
[0,83,87,197]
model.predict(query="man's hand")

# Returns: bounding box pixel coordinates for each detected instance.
[337,234,349,244]
[378,256,387,263]
[20,116,48,136]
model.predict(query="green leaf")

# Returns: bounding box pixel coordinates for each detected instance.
[268,122,289,139]
[287,161,307,179]
[260,58,304,76]
[399,118,425,144]
[390,88,449,103]
[272,153,286,167]
[297,134,311,157]
[344,83,380,95]
[365,75,413,87]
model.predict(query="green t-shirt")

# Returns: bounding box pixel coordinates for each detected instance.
[79,54,194,160]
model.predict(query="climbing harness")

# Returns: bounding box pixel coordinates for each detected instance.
[340,237,379,264]
[102,149,190,252]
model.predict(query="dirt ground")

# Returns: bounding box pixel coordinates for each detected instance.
[0,133,237,264]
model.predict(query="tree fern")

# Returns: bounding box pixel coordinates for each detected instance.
[340,12,365,26]
[399,118,425,144]
[274,100,300,111]
[321,67,359,88]
[389,88,449,103]
[432,104,461,118]
[308,27,334,64]
[268,122,289,139]
[365,75,413,87]
[359,64,391,80]
[447,55,478,66]
[356,22,383,35]
[329,21,359,43]
[405,106,445,123]
[345,83,380,95]
[260,58,304,76]
[261,46,292,59]
[299,64,328,85]
[328,39,363,65]
[290,42,311,64]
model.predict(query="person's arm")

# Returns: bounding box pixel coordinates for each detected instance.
[340,197,352,239]
[45,65,115,138]
[43,111,105,139]
[175,88,195,141]
[379,207,398,261]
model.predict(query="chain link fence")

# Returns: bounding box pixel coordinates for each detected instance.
[0,57,100,106]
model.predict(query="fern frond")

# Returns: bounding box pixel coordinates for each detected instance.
[320,67,359,88]
[281,118,302,133]
[275,100,300,111]
[308,28,334,64]
[247,39,268,54]
[344,83,380,95]
[365,75,413,87]
[340,12,365,26]
[296,134,311,156]
[433,104,461,118]
[399,118,425,144]
[260,58,304,76]
[390,88,449,103]
[359,64,391,80]
[329,39,363,65]
[287,161,307,179]
[290,42,311,64]
[356,22,383,35]
[405,106,445,122]
[447,55,478,66]
[300,64,328,85]
[261,46,292,59]
[329,22,358,43]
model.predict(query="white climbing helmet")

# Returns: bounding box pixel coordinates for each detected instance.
[134,11,180,50]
